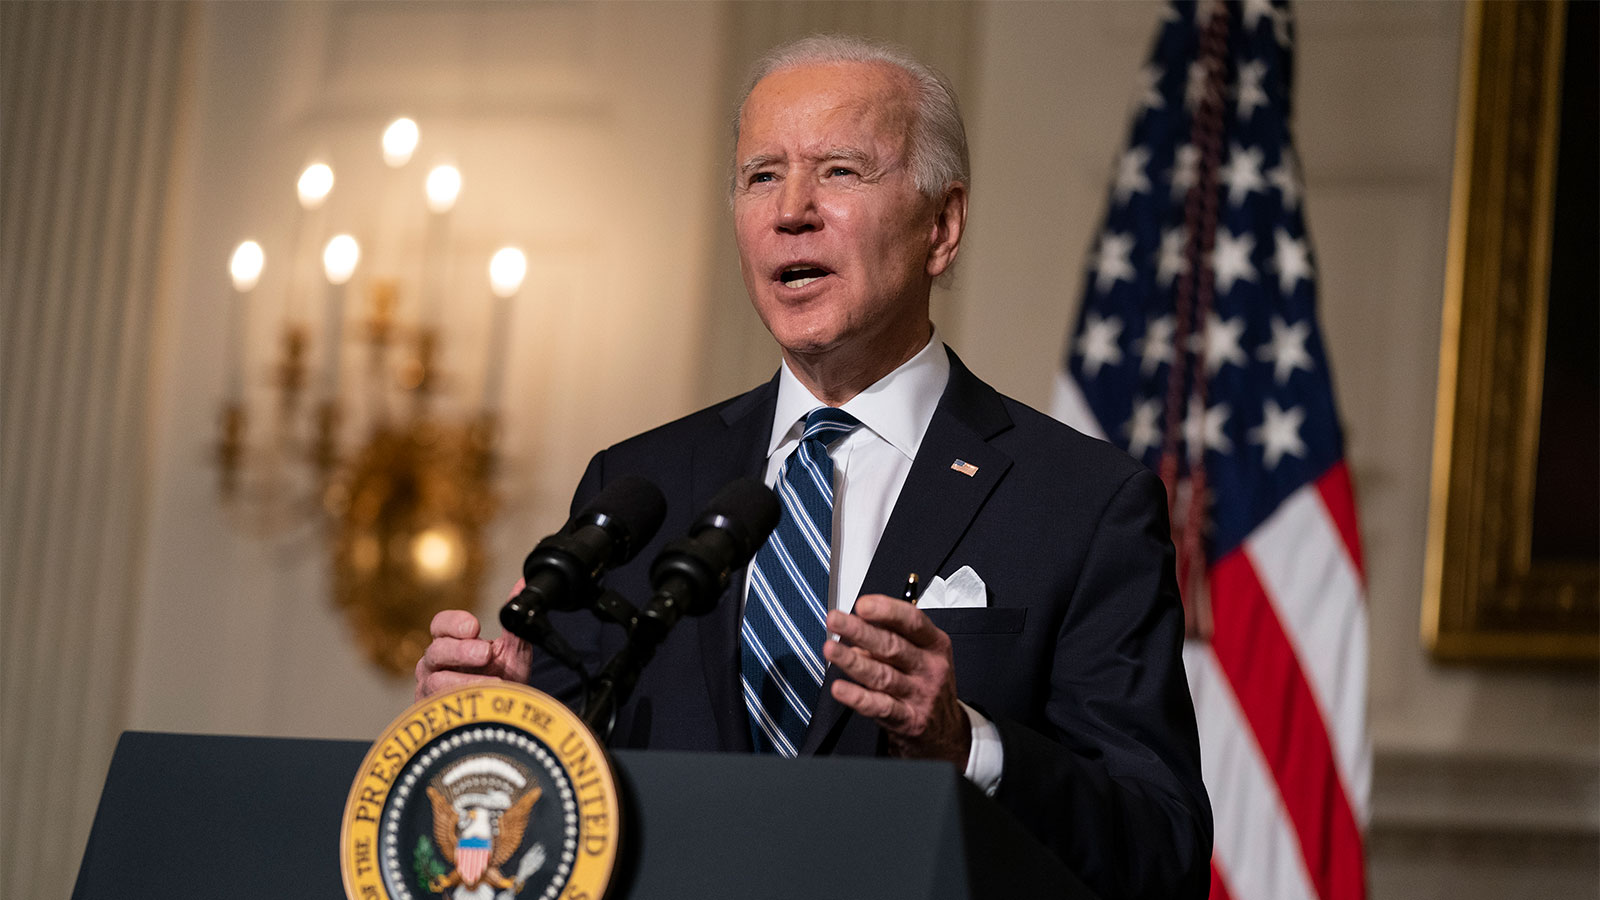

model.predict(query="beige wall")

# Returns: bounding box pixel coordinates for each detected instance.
[130,0,730,742]
[2,3,1593,899]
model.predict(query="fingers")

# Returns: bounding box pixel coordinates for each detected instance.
[830,676,910,727]
[414,669,506,702]
[823,639,923,734]
[822,595,969,766]
[848,594,945,648]
[823,636,911,695]
[825,595,946,673]
[430,609,483,640]
[488,631,534,685]
[420,635,492,671]
[413,608,544,703]
[416,609,495,701]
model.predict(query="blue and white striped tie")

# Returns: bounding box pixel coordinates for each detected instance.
[740,407,861,756]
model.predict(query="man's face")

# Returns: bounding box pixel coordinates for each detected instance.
[732,62,955,364]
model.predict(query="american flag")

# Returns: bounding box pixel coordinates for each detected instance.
[1052,3,1370,900]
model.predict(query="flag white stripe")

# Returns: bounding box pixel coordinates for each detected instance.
[1243,485,1372,821]
[1061,364,1372,824]
[1186,643,1319,900]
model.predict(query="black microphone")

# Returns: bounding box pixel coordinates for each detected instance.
[644,476,781,627]
[500,474,667,647]
[581,476,779,736]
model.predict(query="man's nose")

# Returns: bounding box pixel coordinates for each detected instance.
[775,178,820,233]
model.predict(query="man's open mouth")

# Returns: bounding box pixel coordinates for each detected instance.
[778,264,832,289]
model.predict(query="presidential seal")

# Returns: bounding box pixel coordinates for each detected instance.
[342,683,620,900]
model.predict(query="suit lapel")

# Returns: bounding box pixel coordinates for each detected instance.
[800,350,1014,756]
[692,376,778,753]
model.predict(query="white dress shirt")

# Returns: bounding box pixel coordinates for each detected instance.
[745,331,1003,793]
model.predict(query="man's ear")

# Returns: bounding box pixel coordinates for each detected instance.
[926,183,968,278]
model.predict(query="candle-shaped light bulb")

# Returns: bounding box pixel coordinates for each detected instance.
[489,247,526,298]
[224,240,261,403]
[323,234,360,285]
[230,240,264,292]
[481,247,524,413]
[298,163,334,210]
[382,118,419,168]
[425,165,461,214]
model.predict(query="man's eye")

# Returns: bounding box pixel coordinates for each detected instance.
[826,167,856,178]
[749,172,776,184]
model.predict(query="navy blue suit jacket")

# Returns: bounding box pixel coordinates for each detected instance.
[528,349,1211,899]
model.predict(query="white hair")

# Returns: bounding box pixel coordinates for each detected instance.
[732,34,971,200]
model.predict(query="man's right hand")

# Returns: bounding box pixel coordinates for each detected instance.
[414,609,533,702]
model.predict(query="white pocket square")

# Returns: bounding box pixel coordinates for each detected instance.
[917,565,987,609]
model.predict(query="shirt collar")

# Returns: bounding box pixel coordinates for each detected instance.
[767,328,951,462]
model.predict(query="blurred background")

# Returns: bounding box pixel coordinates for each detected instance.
[1,2,1594,898]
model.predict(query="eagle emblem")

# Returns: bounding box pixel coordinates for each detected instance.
[424,754,544,897]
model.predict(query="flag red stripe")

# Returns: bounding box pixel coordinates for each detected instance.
[1209,550,1366,900]
[1315,462,1366,579]
[1211,859,1238,900]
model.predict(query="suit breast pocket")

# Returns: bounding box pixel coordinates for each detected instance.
[924,607,1027,634]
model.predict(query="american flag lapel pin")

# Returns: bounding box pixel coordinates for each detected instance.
[950,459,979,477]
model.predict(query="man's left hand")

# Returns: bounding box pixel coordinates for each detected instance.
[823,594,971,768]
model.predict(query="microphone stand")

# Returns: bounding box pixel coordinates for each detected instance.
[501,588,641,706]
[579,583,696,740]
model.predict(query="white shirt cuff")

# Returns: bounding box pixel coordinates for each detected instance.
[960,701,1003,796]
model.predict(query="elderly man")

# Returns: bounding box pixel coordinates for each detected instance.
[417,36,1210,899]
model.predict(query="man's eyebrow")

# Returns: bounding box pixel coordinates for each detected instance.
[738,153,783,175]
[816,146,873,166]
[737,147,877,175]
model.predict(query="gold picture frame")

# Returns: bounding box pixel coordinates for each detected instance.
[1423,0,1598,662]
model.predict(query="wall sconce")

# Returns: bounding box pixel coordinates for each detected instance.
[216,119,525,675]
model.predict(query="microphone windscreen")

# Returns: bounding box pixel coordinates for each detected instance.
[696,476,780,563]
[579,474,668,564]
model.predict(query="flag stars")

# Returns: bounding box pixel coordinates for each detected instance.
[1242,0,1277,33]
[1192,311,1248,374]
[1169,143,1200,201]
[1184,396,1234,457]
[1114,146,1152,204]
[1250,399,1307,468]
[1138,65,1165,111]
[1258,316,1315,383]
[1077,312,1125,378]
[1243,0,1292,46]
[1236,60,1269,121]
[1092,231,1137,294]
[1273,227,1314,293]
[1267,148,1304,210]
[1272,2,1293,46]
[1210,229,1258,293]
[1221,143,1266,206]
[1139,314,1176,375]
[1124,397,1163,458]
